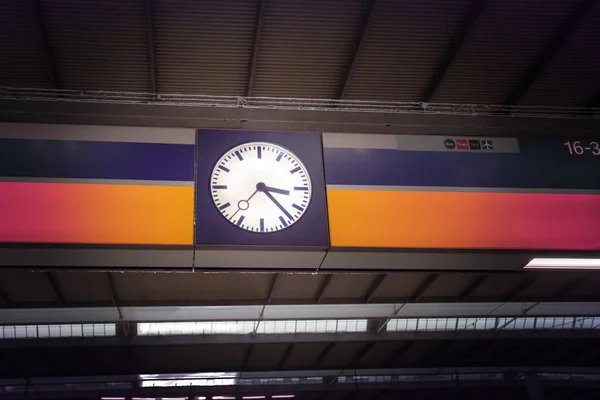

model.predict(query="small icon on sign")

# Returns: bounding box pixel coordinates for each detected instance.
[444,139,456,149]
[469,140,481,150]
[481,140,494,150]
[457,140,469,150]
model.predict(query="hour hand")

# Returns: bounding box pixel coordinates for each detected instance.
[263,185,289,195]
[255,182,289,196]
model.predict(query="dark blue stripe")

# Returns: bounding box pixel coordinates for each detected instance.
[324,140,600,190]
[0,139,194,181]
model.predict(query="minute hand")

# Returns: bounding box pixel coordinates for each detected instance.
[263,190,293,220]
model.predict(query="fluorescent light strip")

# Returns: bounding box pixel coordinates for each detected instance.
[525,258,600,269]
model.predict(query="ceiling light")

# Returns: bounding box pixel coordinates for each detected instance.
[525,258,600,269]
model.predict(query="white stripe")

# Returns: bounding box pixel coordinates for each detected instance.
[322,133,520,154]
[0,123,195,144]
[322,133,397,149]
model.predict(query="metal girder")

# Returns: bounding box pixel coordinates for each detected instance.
[363,274,385,303]
[0,286,10,308]
[411,274,439,302]
[422,0,487,102]
[246,0,268,96]
[5,301,600,324]
[315,342,335,365]
[459,274,489,301]
[3,99,600,137]
[45,272,65,306]
[145,0,157,93]
[314,274,333,303]
[550,277,586,300]
[505,276,537,301]
[266,273,279,305]
[29,0,59,88]
[385,341,414,367]
[504,0,597,105]
[277,343,294,369]
[338,0,379,99]
[106,272,123,319]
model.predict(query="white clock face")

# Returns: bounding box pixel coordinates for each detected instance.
[210,142,312,233]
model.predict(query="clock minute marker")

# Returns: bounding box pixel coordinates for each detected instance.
[290,166,301,174]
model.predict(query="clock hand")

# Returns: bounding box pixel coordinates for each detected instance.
[256,182,293,220]
[262,185,289,195]
[230,189,258,221]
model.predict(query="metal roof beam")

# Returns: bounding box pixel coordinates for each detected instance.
[504,0,596,105]
[314,274,333,303]
[30,0,59,88]
[6,301,600,324]
[107,272,123,319]
[459,274,489,301]
[145,0,157,93]
[411,274,439,302]
[45,272,65,306]
[422,0,487,102]
[246,0,268,96]
[338,0,379,99]
[0,286,11,308]
[277,343,294,369]
[363,274,385,303]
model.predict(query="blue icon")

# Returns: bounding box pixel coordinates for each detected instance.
[481,140,493,150]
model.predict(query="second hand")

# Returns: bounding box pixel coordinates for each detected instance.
[230,189,258,221]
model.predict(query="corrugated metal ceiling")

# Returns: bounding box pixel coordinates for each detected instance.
[0,0,52,88]
[432,0,581,104]
[153,0,258,95]
[251,0,370,98]
[38,0,151,92]
[0,0,599,106]
[342,0,472,101]
[520,1,600,106]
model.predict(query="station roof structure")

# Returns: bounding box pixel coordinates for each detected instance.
[1,1,600,399]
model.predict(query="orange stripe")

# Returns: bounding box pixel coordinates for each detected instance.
[327,189,600,250]
[0,182,194,245]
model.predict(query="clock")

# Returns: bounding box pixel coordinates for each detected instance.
[210,142,312,233]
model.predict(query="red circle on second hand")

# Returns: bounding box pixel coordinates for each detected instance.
[237,200,250,210]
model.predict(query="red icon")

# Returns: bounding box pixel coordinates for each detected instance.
[457,140,469,150]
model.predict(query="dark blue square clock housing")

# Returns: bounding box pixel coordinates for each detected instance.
[195,129,329,248]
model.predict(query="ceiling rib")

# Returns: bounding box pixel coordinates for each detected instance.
[504,0,597,105]
[145,0,157,93]
[246,0,268,96]
[459,274,490,301]
[266,273,278,305]
[315,342,335,365]
[338,0,379,100]
[277,343,294,369]
[106,272,123,320]
[411,274,439,302]
[422,0,487,102]
[45,272,65,306]
[29,0,59,88]
[314,274,333,303]
[0,287,10,308]
[385,341,414,367]
[363,274,386,303]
